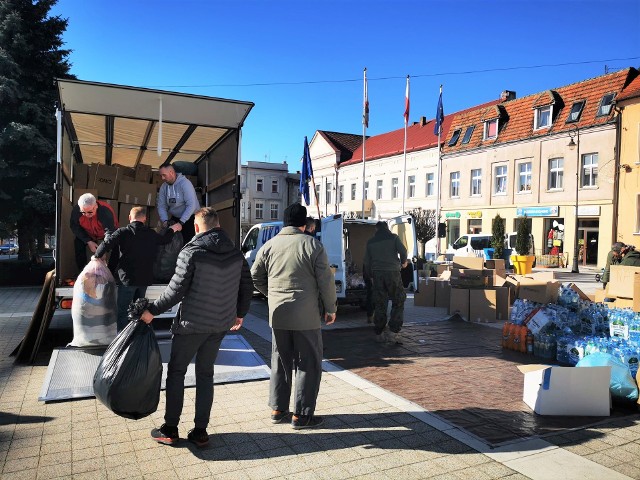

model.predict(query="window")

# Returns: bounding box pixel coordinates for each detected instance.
[256,178,263,192]
[494,165,507,194]
[391,178,398,199]
[582,153,598,187]
[468,219,482,234]
[484,119,498,140]
[364,181,369,199]
[426,173,435,196]
[325,182,332,205]
[461,126,475,144]
[566,101,585,123]
[548,158,564,190]
[271,179,278,193]
[338,185,344,203]
[376,180,383,200]
[350,183,356,201]
[471,169,482,196]
[408,176,415,198]
[518,162,532,192]
[270,203,278,220]
[597,93,615,117]
[450,172,460,198]
[534,105,552,129]
[448,129,461,146]
[255,201,263,220]
[315,184,320,202]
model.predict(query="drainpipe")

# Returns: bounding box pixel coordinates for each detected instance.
[612,107,622,243]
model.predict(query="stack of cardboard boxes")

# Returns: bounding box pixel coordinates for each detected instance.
[595,265,640,311]
[71,163,198,229]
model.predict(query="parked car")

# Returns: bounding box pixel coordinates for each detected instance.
[0,243,18,255]
[445,234,492,257]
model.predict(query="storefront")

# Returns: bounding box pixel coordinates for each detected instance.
[467,211,483,234]
[445,212,461,247]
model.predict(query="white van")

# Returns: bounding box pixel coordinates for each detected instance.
[241,221,282,268]
[446,234,492,257]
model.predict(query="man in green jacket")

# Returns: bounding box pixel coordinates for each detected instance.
[363,221,408,344]
[602,242,625,287]
[251,203,337,430]
[621,245,640,266]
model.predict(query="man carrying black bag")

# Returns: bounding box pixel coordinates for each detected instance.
[141,207,253,447]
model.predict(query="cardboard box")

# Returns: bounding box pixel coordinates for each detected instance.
[148,206,160,229]
[566,283,591,301]
[449,288,469,320]
[453,256,484,270]
[414,278,435,307]
[608,265,640,299]
[518,364,611,416]
[436,264,451,276]
[112,163,136,178]
[74,163,89,188]
[523,307,552,334]
[88,164,123,199]
[485,259,505,270]
[450,269,486,288]
[72,188,98,205]
[118,180,157,206]
[434,279,451,309]
[151,171,164,190]
[515,272,559,304]
[469,287,509,323]
[135,164,153,183]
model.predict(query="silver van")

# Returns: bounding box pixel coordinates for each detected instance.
[446,234,492,257]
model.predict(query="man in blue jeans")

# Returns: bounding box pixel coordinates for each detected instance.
[94,206,180,331]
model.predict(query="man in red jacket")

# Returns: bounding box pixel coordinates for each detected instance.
[70,193,118,272]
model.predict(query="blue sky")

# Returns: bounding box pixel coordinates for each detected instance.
[51,0,640,172]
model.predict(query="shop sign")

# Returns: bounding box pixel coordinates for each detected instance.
[577,205,600,216]
[467,211,482,219]
[445,212,461,219]
[516,206,559,218]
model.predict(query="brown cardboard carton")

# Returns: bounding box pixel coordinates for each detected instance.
[436,264,451,276]
[453,256,484,270]
[88,164,122,199]
[74,163,89,189]
[72,188,98,205]
[151,171,164,190]
[148,206,160,228]
[414,278,435,307]
[112,163,136,178]
[135,164,153,183]
[485,259,505,270]
[118,203,152,227]
[118,180,157,206]
[608,265,640,299]
[565,283,591,301]
[450,269,486,288]
[469,287,509,323]
[518,279,560,304]
[434,279,451,309]
[594,288,607,303]
[449,288,469,320]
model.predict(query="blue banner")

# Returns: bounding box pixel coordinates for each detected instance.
[516,206,559,217]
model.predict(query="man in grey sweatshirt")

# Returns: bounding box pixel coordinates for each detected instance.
[157,164,200,243]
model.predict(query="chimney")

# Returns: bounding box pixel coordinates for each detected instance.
[420,116,427,126]
[500,90,516,102]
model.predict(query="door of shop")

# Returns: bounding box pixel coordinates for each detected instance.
[578,227,599,266]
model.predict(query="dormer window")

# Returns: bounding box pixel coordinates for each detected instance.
[597,93,615,117]
[534,105,552,130]
[448,129,461,146]
[461,125,475,144]
[483,119,498,140]
[566,101,585,123]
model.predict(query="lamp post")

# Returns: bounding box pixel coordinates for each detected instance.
[567,126,580,273]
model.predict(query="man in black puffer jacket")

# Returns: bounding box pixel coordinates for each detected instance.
[141,207,253,448]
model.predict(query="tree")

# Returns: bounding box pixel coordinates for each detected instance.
[491,214,505,260]
[515,217,532,256]
[408,207,436,246]
[0,0,72,260]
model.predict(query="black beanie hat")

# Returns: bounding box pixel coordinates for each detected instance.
[283,203,307,227]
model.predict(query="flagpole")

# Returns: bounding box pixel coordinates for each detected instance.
[435,84,443,258]
[361,68,368,219]
[310,175,321,219]
[401,75,409,215]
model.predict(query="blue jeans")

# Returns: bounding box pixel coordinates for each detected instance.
[116,285,147,331]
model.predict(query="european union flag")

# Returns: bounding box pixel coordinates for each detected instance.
[299,136,314,205]
[434,91,444,136]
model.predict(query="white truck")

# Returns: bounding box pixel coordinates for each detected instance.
[241,214,418,307]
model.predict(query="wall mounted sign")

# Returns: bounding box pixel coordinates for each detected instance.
[516,206,559,217]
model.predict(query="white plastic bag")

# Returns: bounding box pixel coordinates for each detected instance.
[69,259,117,347]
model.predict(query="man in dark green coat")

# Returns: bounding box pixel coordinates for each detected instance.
[363,222,408,344]
[621,245,640,267]
[602,242,625,287]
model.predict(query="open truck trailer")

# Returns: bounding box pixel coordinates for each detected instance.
[14,79,254,363]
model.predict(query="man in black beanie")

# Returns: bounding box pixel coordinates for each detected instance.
[251,202,337,429]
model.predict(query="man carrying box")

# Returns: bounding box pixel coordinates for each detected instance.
[157,164,200,244]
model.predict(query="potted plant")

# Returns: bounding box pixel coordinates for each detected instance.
[512,217,535,274]
[490,214,505,261]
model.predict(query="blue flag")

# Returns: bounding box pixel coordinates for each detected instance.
[434,91,444,136]
[300,136,313,205]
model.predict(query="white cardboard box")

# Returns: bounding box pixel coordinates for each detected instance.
[517,364,611,416]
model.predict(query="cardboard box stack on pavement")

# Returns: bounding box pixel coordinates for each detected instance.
[604,265,640,311]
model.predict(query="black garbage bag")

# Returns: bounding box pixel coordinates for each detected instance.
[92,298,162,419]
[154,230,183,282]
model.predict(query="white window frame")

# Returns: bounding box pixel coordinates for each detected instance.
[271,179,278,193]
[338,185,344,203]
[255,201,264,220]
[597,93,615,117]
[364,181,369,200]
[484,119,498,140]
[450,171,460,198]
[494,165,507,195]
[426,173,435,196]
[351,183,356,201]
[408,175,415,198]
[517,162,532,193]
[581,153,598,188]
[270,203,278,220]
[315,184,321,203]
[325,182,332,205]
[256,177,264,192]
[391,178,398,199]
[376,179,383,200]
[534,105,552,130]
[548,157,564,190]
[470,169,482,196]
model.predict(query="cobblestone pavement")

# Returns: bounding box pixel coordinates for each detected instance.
[0,280,638,479]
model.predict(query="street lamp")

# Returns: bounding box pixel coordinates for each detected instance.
[567,126,580,273]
